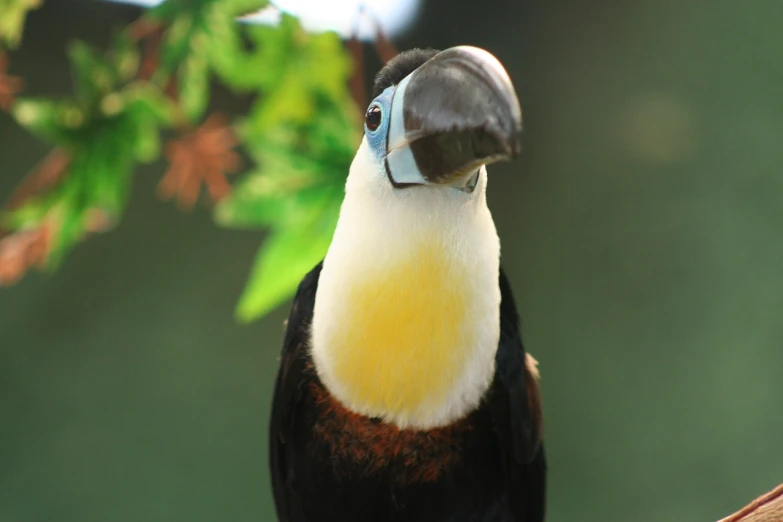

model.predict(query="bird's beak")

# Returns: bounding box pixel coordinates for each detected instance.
[384,46,523,188]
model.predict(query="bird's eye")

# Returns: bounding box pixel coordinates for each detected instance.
[365,104,382,132]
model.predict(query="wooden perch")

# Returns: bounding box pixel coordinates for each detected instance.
[719,483,783,522]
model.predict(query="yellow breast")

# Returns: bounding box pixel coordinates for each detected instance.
[324,242,476,422]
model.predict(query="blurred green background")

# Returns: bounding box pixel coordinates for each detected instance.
[2,1,782,521]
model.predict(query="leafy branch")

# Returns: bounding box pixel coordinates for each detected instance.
[0,0,397,322]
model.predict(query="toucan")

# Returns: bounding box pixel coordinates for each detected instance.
[269,46,546,522]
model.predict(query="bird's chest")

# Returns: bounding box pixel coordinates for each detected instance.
[303,378,476,484]
[311,236,501,430]
[290,377,508,521]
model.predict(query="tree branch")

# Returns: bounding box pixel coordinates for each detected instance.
[719,483,783,522]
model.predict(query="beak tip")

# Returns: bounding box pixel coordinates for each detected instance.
[495,124,523,162]
[509,127,523,157]
[513,135,523,157]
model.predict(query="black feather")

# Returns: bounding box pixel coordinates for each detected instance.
[269,262,323,522]
[372,48,440,98]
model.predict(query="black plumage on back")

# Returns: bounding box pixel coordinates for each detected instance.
[269,262,546,522]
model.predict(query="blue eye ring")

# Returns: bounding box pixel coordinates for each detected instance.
[365,103,382,132]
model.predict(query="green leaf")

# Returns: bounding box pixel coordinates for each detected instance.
[211,13,362,320]
[110,32,141,82]
[235,193,340,322]
[0,199,49,229]
[46,203,84,269]
[130,119,161,163]
[300,30,353,101]
[211,11,290,90]
[213,173,289,229]
[223,0,268,13]
[68,40,117,102]
[146,0,268,121]
[178,50,210,121]
[124,82,177,126]
[0,0,42,48]
[12,98,71,141]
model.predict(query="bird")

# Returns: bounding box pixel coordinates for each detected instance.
[269,45,546,522]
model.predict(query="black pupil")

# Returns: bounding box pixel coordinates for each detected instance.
[365,105,382,131]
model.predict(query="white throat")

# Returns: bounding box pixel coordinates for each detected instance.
[310,140,501,430]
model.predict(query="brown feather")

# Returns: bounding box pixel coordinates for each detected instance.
[308,379,475,484]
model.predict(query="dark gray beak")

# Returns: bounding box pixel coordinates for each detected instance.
[385,46,523,187]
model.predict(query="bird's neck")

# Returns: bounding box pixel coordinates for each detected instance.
[310,175,501,431]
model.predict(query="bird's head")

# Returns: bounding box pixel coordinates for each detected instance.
[355,45,522,193]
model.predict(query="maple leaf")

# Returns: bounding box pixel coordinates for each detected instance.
[0,221,52,286]
[0,203,109,286]
[158,113,241,210]
[0,51,23,111]
[4,148,70,210]
[128,19,165,82]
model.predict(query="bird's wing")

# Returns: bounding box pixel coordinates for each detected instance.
[269,261,323,522]
[487,266,547,522]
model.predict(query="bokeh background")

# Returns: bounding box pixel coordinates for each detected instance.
[2,1,782,521]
